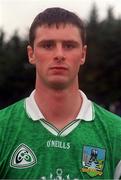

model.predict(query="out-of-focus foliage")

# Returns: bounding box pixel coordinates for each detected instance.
[79,5,121,107]
[0,4,121,109]
[0,30,35,108]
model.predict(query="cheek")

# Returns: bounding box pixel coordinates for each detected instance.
[73,63,81,73]
[69,52,82,62]
[35,51,52,66]
[71,58,82,73]
[71,55,82,67]
[68,61,80,76]
[35,56,50,74]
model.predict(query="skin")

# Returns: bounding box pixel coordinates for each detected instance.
[27,23,87,129]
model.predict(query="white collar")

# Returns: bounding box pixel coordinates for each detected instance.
[25,90,94,122]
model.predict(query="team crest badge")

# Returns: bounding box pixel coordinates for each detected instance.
[81,146,106,177]
[10,143,37,169]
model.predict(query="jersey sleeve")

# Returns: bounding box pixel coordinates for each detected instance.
[113,117,121,179]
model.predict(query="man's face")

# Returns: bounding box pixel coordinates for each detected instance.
[27,24,87,90]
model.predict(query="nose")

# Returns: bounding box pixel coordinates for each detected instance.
[54,44,65,62]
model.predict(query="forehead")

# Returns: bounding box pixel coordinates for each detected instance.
[34,24,82,42]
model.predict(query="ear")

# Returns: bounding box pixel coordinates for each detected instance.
[80,45,87,65]
[27,45,36,65]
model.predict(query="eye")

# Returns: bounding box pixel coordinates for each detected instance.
[63,42,77,50]
[40,41,55,50]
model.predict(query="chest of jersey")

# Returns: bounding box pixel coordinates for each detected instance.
[0,117,113,179]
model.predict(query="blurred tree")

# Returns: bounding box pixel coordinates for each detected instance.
[79,5,121,106]
[79,3,102,103]
[0,31,35,108]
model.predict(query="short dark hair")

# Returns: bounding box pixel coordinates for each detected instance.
[29,7,86,47]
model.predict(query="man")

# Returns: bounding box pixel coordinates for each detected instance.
[0,7,121,179]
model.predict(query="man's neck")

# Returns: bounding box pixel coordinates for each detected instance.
[34,85,82,130]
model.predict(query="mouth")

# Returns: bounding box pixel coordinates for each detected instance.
[50,66,68,70]
[49,66,68,75]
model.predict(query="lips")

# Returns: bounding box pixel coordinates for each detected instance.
[49,66,68,70]
[49,66,68,75]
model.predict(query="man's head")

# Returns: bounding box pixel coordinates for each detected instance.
[27,7,87,90]
[29,7,86,48]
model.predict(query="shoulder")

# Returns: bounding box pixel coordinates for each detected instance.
[0,99,25,123]
[93,102,121,121]
[93,102,121,134]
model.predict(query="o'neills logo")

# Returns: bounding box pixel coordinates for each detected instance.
[47,140,70,149]
[10,144,37,169]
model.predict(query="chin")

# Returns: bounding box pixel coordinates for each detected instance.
[49,81,69,90]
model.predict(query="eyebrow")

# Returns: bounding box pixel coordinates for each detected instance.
[37,39,81,45]
[62,40,81,45]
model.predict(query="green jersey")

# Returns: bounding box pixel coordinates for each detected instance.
[0,90,121,179]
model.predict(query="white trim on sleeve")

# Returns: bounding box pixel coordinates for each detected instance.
[114,160,121,179]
